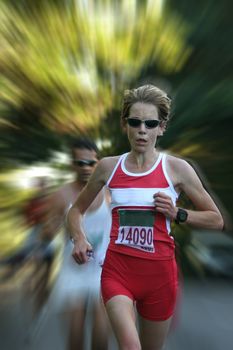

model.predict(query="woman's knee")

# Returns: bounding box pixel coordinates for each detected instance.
[120,339,141,350]
[117,330,141,350]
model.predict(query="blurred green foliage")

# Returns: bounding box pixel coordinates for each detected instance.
[0,0,190,161]
[0,0,232,256]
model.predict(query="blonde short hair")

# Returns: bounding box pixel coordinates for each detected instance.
[121,84,172,128]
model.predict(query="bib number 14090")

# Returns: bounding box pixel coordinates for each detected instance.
[115,225,155,253]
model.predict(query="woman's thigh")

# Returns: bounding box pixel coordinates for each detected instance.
[106,295,141,350]
[138,315,172,350]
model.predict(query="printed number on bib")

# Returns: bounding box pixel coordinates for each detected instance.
[115,209,155,253]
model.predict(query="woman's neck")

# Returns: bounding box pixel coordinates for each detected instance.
[128,149,158,170]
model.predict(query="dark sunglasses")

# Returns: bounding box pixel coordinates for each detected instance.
[73,159,97,167]
[127,118,160,129]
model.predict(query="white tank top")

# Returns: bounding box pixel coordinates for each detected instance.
[83,197,111,251]
[64,188,111,261]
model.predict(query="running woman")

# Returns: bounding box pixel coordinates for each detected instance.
[67,85,223,350]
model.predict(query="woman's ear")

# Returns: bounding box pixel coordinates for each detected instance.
[158,121,166,136]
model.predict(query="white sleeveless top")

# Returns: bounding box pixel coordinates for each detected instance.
[83,198,111,252]
[50,194,111,310]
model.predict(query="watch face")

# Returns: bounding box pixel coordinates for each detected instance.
[179,209,188,222]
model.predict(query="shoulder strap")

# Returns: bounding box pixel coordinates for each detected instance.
[106,153,127,186]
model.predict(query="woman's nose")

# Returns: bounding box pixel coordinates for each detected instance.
[138,122,146,133]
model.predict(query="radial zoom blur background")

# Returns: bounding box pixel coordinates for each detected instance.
[0,1,233,350]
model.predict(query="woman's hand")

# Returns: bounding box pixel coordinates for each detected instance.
[72,236,93,264]
[153,192,177,221]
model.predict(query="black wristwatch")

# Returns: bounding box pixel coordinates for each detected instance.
[175,208,188,224]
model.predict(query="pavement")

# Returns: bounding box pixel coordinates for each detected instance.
[1,266,233,350]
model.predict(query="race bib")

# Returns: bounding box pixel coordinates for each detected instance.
[115,209,155,253]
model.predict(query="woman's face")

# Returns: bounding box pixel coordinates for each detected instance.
[126,102,164,153]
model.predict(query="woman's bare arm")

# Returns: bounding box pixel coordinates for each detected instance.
[154,156,224,230]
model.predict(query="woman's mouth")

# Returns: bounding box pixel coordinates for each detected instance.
[136,138,147,145]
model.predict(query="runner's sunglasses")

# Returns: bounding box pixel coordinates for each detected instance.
[73,159,97,167]
[127,118,160,129]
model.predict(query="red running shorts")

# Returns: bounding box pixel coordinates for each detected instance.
[101,249,178,321]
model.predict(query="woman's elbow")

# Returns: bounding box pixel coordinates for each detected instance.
[214,213,224,231]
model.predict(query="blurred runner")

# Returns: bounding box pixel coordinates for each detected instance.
[22,177,57,318]
[1,177,56,295]
[45,137,111,350]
